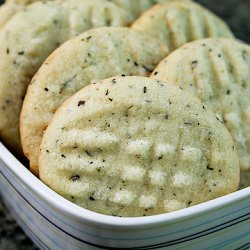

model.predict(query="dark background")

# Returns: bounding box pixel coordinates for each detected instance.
[0,0,249,249]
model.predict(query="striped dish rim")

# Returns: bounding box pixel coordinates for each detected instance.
[0,142,249,229]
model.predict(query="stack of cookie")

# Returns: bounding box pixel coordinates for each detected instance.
[0,0,248,217]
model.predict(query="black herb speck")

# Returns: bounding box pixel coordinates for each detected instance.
[18,51,25,55]
[70,175,80,182]
[229,64,234,73]
[108,98,113,102]
[241,80,247,88]
[187,201,192,206]
[6,48,9,54]
[226,89,231,95]
[164,114,169,119]
[86,36,92,41]
[206,165,214,171]
[61,154,66,158]
[121,74,126,77]
[44,87,49,91]
[134,61,139,67]
[85,150,93,157]
[59,75,77,94]
[184,122,193,126]
[143,65,151,72]
[218,54,222,58]
[158,156,163,160]
[191,60,198,69]
[89,196,95,201]
[78,100,85,107]
[112,78,116,84]
[143,86,147,93]
[154,71,158,76]
[105,89,109,96]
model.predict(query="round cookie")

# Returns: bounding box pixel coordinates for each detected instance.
[0,0,133,156]
[151,38,250,172]
[39,76,240,217]
[20,27,168,175]
[132,1,234,52]
[0,0,189,30]
[109,0,191,19]
[0,0,51,29]
[0,1,23,29]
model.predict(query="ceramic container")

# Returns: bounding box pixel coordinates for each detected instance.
[0,143,249,250]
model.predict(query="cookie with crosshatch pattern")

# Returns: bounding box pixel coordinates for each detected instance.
[39,76,239,217]
[0,0,134,156]
[151,38,250,172]
[131,1,234,52]
[0,0,52,29]
[108,0,191,19]
[0,0,190,29]
[20,27,168,176]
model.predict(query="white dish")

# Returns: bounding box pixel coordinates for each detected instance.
[0,142,249,249]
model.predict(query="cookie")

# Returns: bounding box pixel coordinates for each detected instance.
[39,76,240,217]
[20,27,168,175]
[0,0,48,29]
[0,1,23,29]
[132,1,234,52]
[0,0,133,156]
[151,38,250,171]
[109,0,190,19]
[0,0,187,29]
